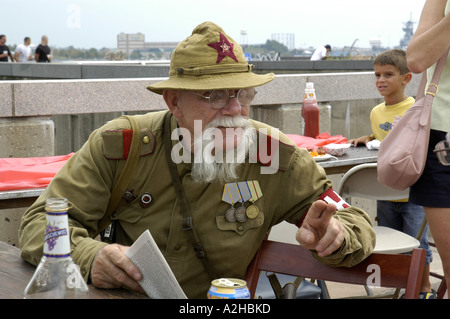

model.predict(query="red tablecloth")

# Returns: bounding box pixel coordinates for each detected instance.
[0,134,347,192]
[0,153,73,191]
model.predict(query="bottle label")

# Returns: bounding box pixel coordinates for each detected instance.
[304,93,316,100]
[44,211,71,258]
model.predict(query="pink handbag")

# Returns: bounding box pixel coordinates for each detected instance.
[377,50,448,190]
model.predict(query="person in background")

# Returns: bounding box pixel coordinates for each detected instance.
[14,37,33,62]
[310,44,331,61]
[19,22,375,299]
[0,34,15,62]
[349,49,434,298]
[35,35,52,63]
[406,0,450,299]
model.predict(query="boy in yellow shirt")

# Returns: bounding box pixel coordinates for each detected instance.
[350,49,413,145]
[349,49,435,298]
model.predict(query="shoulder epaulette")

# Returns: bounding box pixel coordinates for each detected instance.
[101,111,169,160]
[101,117,156,160]
[102,128,156,160]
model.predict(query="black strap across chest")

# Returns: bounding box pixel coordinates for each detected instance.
[162,112,218,280]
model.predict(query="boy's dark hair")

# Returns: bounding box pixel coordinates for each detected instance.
[374,49,410,74]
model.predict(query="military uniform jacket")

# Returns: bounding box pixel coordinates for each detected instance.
[19,110,375,299]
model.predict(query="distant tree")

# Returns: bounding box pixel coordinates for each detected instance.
[86,48,99,60]
[104,50,126,61]
[264,40,289,53]
[130,50,141,60]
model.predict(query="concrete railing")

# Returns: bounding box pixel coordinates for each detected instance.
[0,59,374,80]
[0,72,420,158]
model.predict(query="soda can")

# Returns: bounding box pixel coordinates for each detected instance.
[207,278,250,299]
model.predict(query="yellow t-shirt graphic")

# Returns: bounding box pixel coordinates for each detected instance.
[370,96,415,142]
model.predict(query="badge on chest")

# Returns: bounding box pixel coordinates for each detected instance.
[222,181,262,223]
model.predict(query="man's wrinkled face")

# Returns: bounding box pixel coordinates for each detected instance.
[164,89,257,183]
[166,89,253,151]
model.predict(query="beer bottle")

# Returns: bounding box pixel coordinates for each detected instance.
[24,198,89,298]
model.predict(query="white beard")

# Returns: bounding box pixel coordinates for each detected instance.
[190,116,257,184]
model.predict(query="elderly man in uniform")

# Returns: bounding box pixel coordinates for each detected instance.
[19,22,375,299]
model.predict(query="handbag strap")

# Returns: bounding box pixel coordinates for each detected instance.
[416,48,449,126]
[99,115,141,233]
[417,48,449,98]
[162,112,218,280]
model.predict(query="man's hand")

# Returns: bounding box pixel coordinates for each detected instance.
[296,200,345,257]
[91,244,144,293]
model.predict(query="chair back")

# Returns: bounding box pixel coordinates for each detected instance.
[336,163,420,254]
[245,240,425,299]
[337,163,409,200]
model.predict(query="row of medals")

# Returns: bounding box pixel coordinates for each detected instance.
[222,181,262,223]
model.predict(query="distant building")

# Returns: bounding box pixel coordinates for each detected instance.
[117,32,178,57]
[369,38,382,49]
[117,33,145,56]
[271,33,295,50]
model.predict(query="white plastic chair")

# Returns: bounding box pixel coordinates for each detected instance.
[267,163,421,298]
[336,163,420,254]
[335,163,423,298]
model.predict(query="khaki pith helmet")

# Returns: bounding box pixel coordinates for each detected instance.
[146,21,274,94]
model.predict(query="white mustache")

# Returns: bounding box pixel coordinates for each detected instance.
[205,116,251,130]
[191,116,256,183]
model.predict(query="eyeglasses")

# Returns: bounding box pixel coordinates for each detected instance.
[191,88,257,109]
[433,139,450,166]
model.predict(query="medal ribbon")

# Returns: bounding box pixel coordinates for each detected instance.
[248,180,263,203]
[222,182,254,205]
[222,183,241,205]
[236,182,252,204]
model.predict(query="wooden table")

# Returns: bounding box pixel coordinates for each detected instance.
[0,188,44,209]
[0,241,146,299]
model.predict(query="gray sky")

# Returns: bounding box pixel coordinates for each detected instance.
[2,0,426,50]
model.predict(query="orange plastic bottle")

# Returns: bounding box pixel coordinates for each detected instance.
[301,82,319,138]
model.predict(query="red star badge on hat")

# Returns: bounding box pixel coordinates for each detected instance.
[207,32,239,64]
